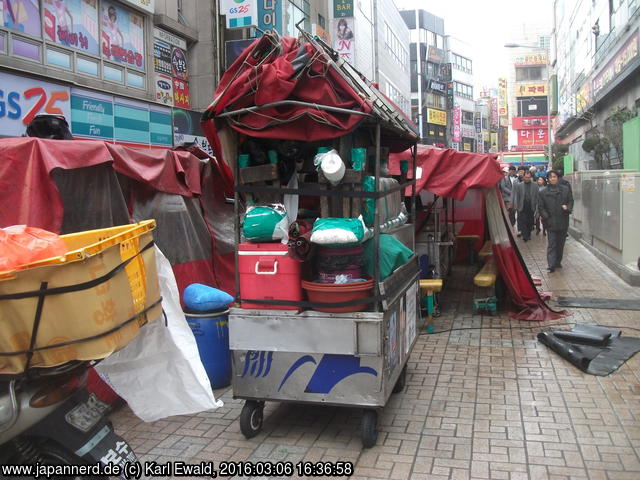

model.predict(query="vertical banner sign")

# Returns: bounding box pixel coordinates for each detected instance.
[333,0,353,18]
[43,0,100,55]
[498,77,508,117]
[154,28,189,109]
[257,0,282,35]
[332,17,355,64]
[452,106,461,143]
[490,97,499,129]
[101,1,145,70]
[220,0,258,28]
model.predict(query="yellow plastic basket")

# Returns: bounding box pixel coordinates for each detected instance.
[0,221,161,375]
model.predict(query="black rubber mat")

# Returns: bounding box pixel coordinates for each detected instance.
[538,324,640,376]
[556,297,640,311]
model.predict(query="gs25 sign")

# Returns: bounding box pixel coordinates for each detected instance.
[0,73,71,137]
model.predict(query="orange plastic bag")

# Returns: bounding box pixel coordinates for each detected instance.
[0,225,68,272]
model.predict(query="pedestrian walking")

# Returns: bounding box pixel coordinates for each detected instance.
[499,166,517,229]
[534,176,547,236]
[538,170,574,273]
[511,170,538,242]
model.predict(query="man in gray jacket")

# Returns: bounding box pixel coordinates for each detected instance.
[538,170,574,272]
[511,169,538,242]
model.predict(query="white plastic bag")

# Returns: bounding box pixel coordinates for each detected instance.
[95,247,222,422]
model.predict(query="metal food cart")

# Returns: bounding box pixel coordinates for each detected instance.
[203,29,421,448]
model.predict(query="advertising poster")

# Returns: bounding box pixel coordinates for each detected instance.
[173,108,213,155]
[427,108,446,126]
[70,88,114,140]
[43,0,99,55]
[332,16,354,64]
[405,282,417,354]
[172,78,190,109]
[1,0,41,36]
[452,105,461,142]
[0,71,70,138]
[154,73,173,106]
[153,39,171,75]
[171,46,188,81]
[101,1,145,70]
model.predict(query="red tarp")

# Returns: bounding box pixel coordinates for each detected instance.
[389,144,503,199]
[0,137,203,232]
[390,145,566,321]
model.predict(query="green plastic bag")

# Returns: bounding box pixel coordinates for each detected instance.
[242,204,289,242]
[363,234,414,280]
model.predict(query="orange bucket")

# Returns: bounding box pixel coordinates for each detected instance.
[301,277,373,313]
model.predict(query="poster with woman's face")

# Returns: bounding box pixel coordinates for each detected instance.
[43,0,99,55]
[100,0,145,70]
[1,0,41,36]
[332,17,355,64]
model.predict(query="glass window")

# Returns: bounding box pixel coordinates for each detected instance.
[410,29,419,43]
[318,14,325,29]
[436,34,443,49]
[428,31,436,46]
[46,48,71,69]
[77,56,99,76]
[462,110,474,125]
[515,66,545,81]
[12,37,40,61]
[103,63,123,83]
[0,32,6,53]
[127,70,145,88]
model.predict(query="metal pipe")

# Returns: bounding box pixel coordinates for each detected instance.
[216,101,374,119]
[414,9,423,142]
[373,122,381,313]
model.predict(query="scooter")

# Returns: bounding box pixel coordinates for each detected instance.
[0,361,137,478]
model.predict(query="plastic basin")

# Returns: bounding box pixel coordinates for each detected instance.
[301,278,373,313]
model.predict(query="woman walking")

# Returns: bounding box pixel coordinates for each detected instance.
[538,170,573,273]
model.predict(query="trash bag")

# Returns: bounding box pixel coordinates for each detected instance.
[0,225,68,271]
[242,204,289,243]
[311,216,369,246]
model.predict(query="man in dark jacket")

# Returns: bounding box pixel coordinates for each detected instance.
[538,170,574,272]
[499,166,517,228]
[511,170,538,241]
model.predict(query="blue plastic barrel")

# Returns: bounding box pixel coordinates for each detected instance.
[185,309,231,389]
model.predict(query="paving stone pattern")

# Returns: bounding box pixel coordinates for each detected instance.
[111,234,640,479]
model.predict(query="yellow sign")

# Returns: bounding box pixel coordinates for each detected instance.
[517,83,547,97]
[514,53,547,66]
[427,108,447,126]
[576,82,591,114]
[463,142,472,151]
[498,77,508,117]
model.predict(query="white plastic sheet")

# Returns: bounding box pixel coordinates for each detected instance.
[95,247,222,422]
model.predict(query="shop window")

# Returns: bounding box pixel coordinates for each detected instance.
[46,48,71,69]
[12,37,40,61]
[127,70,145,88]
[77,56,99,76]
[104,63,124,83]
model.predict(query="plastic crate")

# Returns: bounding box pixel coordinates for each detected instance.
[0,221,161,375]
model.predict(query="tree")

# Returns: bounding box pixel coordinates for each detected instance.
[604,106,636,165]
[551,142,569,171]
[582,130,611,169]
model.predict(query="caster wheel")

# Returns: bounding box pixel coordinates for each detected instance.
[239,400,264,439]
[392,365,407,394]
[361,409,378,448]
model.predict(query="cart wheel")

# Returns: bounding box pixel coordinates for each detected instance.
[393,365,407,394]
[240,400,264,439]
[361,409,378,448]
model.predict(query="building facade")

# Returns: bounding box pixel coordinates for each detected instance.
[400,9,447,146]
[553,0,640,170]
[446,35,475,151]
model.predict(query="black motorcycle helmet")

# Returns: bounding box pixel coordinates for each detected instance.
[25,114,73,140]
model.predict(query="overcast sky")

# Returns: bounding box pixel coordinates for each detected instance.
[394,0,554,93]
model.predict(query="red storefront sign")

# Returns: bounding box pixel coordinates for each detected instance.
[512,116,549,130]
[173,79,191,109]
[517,128,548,146]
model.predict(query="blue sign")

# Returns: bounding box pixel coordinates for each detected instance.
[257,0,282,35]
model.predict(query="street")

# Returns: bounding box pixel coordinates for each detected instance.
[111,233,640,480]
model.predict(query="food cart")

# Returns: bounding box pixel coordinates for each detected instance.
[202,30,420,447]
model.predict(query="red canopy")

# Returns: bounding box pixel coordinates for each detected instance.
[389,145,502,200]
[0,137,203,232]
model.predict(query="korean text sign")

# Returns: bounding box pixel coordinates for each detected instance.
[43,0,100,56]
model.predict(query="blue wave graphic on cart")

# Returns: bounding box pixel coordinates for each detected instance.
[278,354,377,394]
[241,351,274,378]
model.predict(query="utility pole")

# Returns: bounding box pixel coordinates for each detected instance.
[414,9,423,143]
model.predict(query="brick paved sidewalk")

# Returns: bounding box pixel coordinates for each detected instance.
[111,233,640,480]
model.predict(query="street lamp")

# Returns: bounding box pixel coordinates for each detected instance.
[504,43,552,169]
